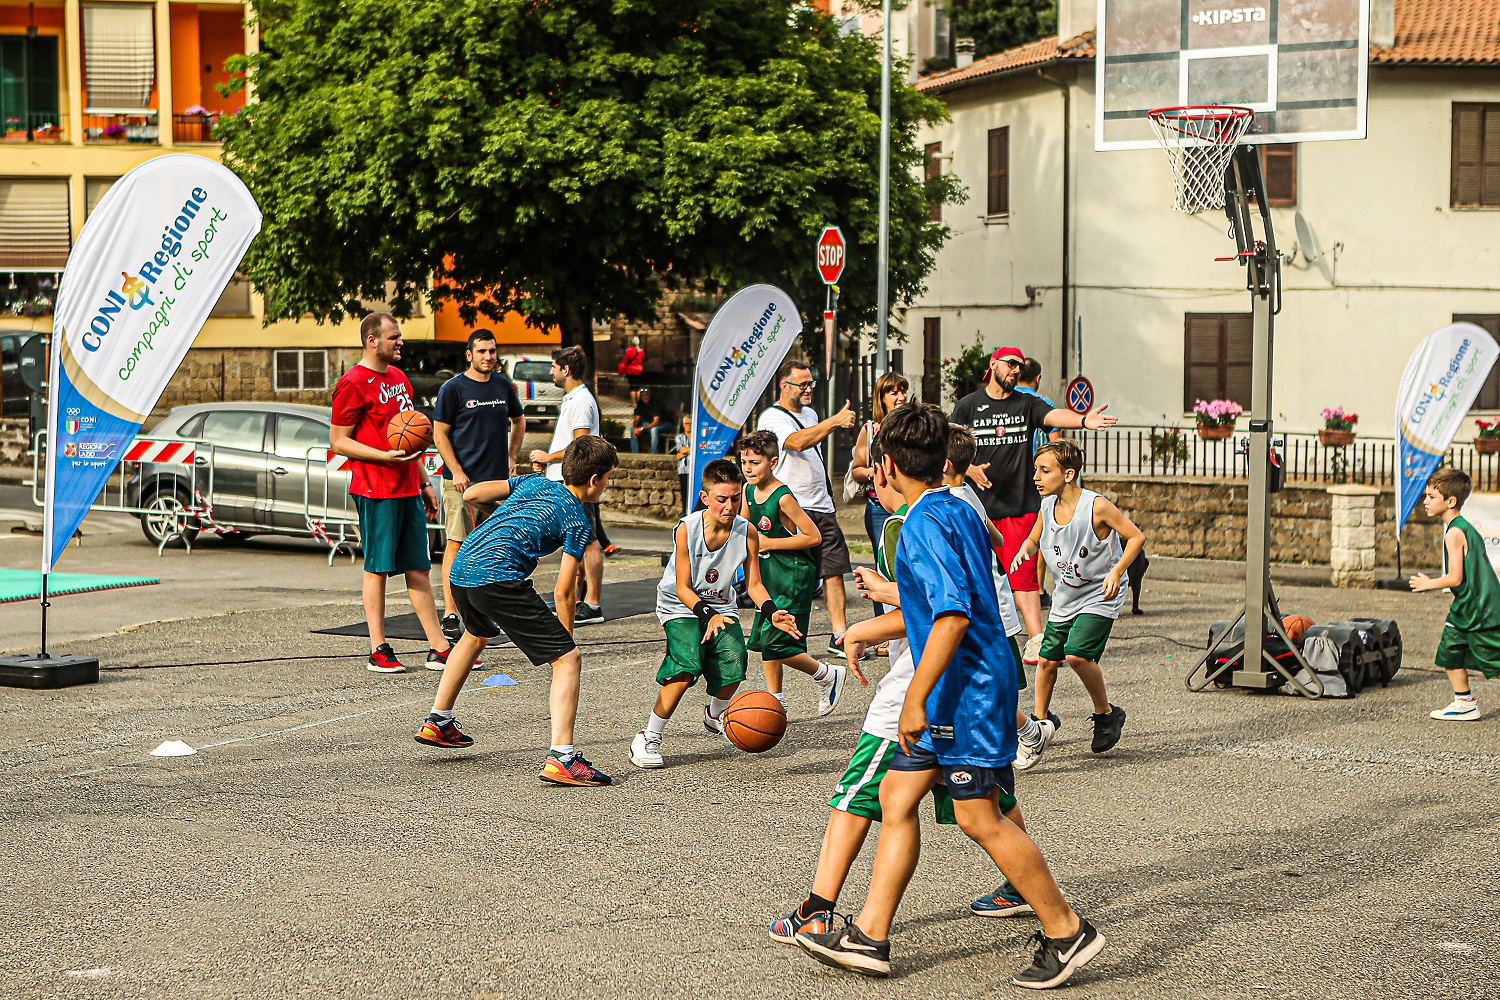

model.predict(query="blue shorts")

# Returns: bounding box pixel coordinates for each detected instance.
[889,742,1018,808]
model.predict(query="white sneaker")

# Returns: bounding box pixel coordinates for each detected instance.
[1430,698,1481,722]
[1014,718,1057,772]
[816,663,847,717]
[630,730,664,767]
[703,704,725,736]
[1022,634,1044,666]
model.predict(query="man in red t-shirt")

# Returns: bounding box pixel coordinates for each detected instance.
[330,313,451,673]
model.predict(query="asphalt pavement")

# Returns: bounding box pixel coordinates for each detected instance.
[0,484,1497,999]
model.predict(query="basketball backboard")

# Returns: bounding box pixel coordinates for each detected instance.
[1096,0,1369,150]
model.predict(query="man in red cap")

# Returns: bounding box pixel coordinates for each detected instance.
[949,346,1117,667]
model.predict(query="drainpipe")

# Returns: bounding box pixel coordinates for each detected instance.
[1038,68,1070,385]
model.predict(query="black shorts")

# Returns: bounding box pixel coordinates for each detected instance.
[584,501,609,549]
[805,509,854,579]
[451,580,576,666]
[889,741,1018,806]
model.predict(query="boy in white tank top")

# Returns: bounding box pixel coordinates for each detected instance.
[631,459,801,769]
[1010,439,1144,764]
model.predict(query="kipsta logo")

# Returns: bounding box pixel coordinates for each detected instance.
[705,569,719,583]
[758,516,772,532]
[948,770,973,785]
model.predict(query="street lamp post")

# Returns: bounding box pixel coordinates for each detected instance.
[874,0,892,377]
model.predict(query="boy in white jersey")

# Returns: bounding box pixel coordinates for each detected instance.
[1011,440,1144,761]
[630,459,801,769]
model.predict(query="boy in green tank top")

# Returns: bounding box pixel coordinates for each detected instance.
[739,431,864,716]
[1410,468,1500,721]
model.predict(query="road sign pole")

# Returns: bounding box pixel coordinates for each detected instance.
[824,286,835,477]
[875,0,892,376]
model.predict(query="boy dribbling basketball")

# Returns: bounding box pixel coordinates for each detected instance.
[738,431,850,716]
[630,459,802,769]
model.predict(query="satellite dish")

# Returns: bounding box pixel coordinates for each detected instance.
[1293,211,1324,262]
[18,334,46,394]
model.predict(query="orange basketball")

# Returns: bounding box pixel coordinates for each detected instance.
[1281,614,1314,643]
[723,689,787,753]
[387,410,433,453]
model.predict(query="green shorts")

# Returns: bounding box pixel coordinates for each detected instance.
[657,616,748,692]
[828,732,956,825]
[1435,622,1500,679]
[1010,635,1027,689]
[1039,613,1115,663]
[747,610,810,660]
[354,494,430,576]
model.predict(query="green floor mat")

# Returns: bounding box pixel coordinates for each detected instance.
[0,569,160,605]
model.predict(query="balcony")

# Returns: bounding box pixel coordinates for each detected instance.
[82,109,159,144]
[0,111,67,143]
[172,108,219,143]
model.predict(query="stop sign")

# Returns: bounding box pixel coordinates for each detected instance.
[816,226,846,285]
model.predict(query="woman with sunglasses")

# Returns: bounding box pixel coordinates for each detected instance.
[848,372,910,548]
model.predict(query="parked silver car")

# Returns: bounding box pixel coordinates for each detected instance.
[126,401,443,551]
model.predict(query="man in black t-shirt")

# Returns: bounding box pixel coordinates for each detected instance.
[631,387,667,453]
[949,345,1116,665]
[432,329,526,640]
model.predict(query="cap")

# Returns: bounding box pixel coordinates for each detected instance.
[980,346,1025,382]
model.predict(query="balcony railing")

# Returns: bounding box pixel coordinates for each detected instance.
[0,112,68,143]
[82,110,159,144]
[172,112,221,143]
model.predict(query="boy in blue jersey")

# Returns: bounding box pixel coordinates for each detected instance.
[413,435,618,788]
[797,402,1105,989]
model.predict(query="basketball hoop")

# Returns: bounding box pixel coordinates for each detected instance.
[1147,105,1254,215]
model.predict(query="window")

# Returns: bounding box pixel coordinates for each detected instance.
[513,360,553,384]
[210,278,254,317]
[1458,315,1500,410]
[0,35,61,134]
[922,316,942,403]
[1184,313,1252,412]
[987,127,1009,216]
[1453,103,1500,208]
[82,4,155,110]
[199,411,266,452]
[85,177,118,217]
[358,281,424,317]
[272,415,329,460]
[924,142,942,222]
[273,350,328,392]
[0,180,70,269]
[175,413,206,439]
[1259,144,1296,207]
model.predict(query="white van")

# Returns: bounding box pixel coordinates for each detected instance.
[497,354,564,429]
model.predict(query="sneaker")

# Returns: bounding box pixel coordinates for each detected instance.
[1011,917,1106,989]
[1431,698,1481,721]
[603,544,621,556]
[1090,705,1127,753]
[970,879,1036,918]
[424,646,482,672]
[827,633,870,662]
[574,603,605,627]
[703,705,725,736]
[796,917,891,977]
[440,613,463,646]
[1015,718,1057,772]
[538,751,612,786]
[630,730,664,768]
[1022,633,1044,666]
[769,905,831,944]
[366,643,405,673]
[815,663,847,717]
[414,715,474,749]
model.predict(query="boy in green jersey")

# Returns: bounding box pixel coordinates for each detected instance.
[738,431,862,715]
[1410,467,1500,721]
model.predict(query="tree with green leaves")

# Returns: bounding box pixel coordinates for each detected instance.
[945,0,1058,59]
[220,0,962,365]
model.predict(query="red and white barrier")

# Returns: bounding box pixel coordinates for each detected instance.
[123,440,196,464]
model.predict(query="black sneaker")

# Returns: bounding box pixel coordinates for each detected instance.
[1090,705,1126,753]
[796,916,891,977]
[574,602,605,627]
[827,633,870,662]
[440,613,463,645]
[1011,917,1105,989]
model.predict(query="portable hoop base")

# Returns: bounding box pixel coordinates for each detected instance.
[1148,105,1254,214]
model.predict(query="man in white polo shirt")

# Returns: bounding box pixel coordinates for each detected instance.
[756,359,859,659]
[528,345,606,625]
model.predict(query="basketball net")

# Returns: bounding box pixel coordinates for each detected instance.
[1147,106,1254,214]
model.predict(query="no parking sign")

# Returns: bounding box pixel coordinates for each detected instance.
[1066,375,1094,414]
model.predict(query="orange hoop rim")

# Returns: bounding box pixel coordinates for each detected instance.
[1147,105,1255,142]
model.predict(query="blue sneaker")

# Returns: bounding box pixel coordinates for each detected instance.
[971,880,1035,918]
[769,905,830,944]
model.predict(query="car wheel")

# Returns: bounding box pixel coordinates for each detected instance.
[140,489,201,547]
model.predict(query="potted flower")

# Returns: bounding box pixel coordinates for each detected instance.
[1192,399,1243,439]
[1476,419,1500,455]
[101,122,128,142]
[1319,407,1358,446]
[34,122,64,143]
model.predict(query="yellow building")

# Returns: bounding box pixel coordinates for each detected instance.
[0,0,560,414]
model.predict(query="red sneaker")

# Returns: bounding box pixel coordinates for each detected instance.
[538,752,612,786]
[425,647,482,672]
[367,643,406,673]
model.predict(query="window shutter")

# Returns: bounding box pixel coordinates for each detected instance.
[1223,315,1254,408]
[988,127,1009,215]
[1183,314,1222,411]
[922,317,942,402]
[82,4,156,111]
[1484,106,1500,207]
[85,176,117,217]
[1454,104,1484,206]
[0,180,71,269]
[1261,145,1296,206]
[1457,315,1500,410]
[925,142,942,222]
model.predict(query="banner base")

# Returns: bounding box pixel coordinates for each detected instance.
[0,653,99,689]
[1375,577,1410,591]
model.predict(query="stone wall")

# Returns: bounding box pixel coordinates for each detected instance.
[1089,476,1443,568]
[604,454,681,523]
[152,347,363,419]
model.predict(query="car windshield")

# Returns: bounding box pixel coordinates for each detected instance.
[513,361,553,383]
